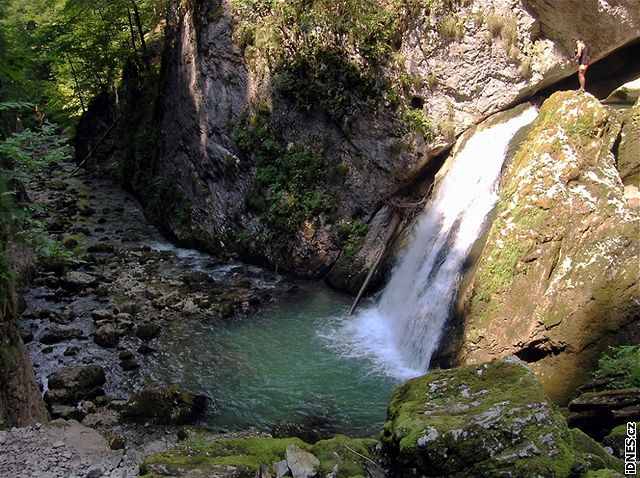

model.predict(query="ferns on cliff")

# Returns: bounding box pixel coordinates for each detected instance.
[235,105,335,255]
[0,113,80,266]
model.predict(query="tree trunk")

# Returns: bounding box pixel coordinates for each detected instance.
[131,0,149,66]
[127,5,140,66]
[65,53,85,113]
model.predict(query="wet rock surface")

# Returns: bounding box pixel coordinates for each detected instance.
[121,386,207,425]
[45,365,106,407]
[9,162,293,476]
[21,163,289,396]
[460,93,640,402]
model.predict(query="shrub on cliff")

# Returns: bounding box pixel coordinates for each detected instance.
[594,345,640,390]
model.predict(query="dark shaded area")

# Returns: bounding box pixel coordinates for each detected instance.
[410,96,424,109]
[537,39,640,100]
[514,339,566,363]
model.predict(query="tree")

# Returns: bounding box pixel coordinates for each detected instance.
[0,0,166,127]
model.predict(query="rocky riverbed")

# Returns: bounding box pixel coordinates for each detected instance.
[2,161,297,476]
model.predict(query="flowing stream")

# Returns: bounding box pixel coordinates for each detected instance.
[326,106,539,377]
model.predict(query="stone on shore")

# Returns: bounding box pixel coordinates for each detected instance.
[45,365,106,406]
[121,385,207,425]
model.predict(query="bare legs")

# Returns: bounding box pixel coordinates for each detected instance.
[578,65,587,92]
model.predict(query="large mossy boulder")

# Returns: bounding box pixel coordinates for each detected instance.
[459,91,640,402]
[121,385,207,425]
[44,365,106,406]
[139,434,379,478]
[380,358,622,477]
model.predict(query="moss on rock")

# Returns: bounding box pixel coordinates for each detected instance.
[602,422,640,459]
[139,433,378,478]
[570,428,624,474]
[461,91,640,402]
[380,358,618,477]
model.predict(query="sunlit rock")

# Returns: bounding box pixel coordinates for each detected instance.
[460,91,640,402]
[380,358,623,477]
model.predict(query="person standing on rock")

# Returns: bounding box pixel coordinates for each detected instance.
[572,37,590,93]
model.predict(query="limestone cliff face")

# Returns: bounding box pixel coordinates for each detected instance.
[459,92,639,402]
[148,0,639,280]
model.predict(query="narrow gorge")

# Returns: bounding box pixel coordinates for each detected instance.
[0,0,639,477]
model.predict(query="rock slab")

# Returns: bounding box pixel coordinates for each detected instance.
[0,420,124,478]
[285,444,320,478]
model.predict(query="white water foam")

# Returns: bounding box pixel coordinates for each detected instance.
[323,106,539,379]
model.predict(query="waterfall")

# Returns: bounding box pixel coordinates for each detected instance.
[324,106,538,379]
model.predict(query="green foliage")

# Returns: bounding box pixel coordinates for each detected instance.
[337,219,370,259]
[0,101,34,112]
[275,48,383,124]
[594,345,640,390]
[233,0,398,123]
[438,14,464,40]
[0,122,71,174]
[0,121,81,266]
[486,12,504,38]
[501,18,518,49]
[519,56,533,78]
[402,108,436,141]
[16,216,84,265]
[485,12,518,52]
[0,0,166,126]
[236,106,335,254]
[438,120,455,141]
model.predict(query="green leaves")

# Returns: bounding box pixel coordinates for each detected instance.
[0,122,71,173]
[233,0,395,122]
[0,121,81,266]
[237,106,335,253]
[402,108,436,141]
[0,0,165,125]
[595,345,640,390]
[0,101,34,111]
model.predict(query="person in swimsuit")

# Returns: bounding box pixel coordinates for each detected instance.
[571,37,590,93]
